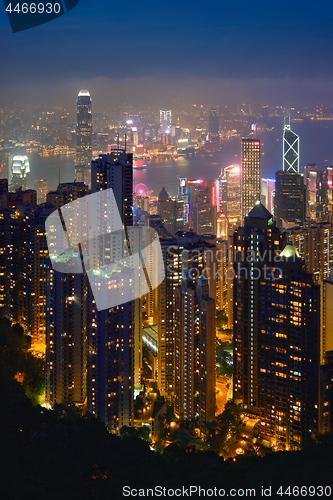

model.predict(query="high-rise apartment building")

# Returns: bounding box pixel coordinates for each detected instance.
[224,165,241,231]
[233,205,320,449]
[174,275,215,431]
[76,90,92,168]
[45,250,88,407]
[88,151,139,430]
[274,171,306,227]
[160,110,172,134]
[283,124,299,173]
[241,139,261,221]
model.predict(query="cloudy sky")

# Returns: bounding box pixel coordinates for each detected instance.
[1,0,333,106]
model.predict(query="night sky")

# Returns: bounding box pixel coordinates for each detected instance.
[1,0,333,106]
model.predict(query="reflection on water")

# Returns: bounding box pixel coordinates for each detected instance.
[2,118,333,197]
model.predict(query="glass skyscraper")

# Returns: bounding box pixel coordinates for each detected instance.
[76,90,92,168]
[283,124,299,173]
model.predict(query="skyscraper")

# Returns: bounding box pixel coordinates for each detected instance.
[261,178,275,214]
[160,110,172,134]
[188,179,217,235]
[224,165,241,231]
[304,164,319,219]
[208,109,219,143]
[274,171,306,227]
[11,155,30,190]
[34,179,48,204]
[76,90,92,169]
[45,250,88,407]
[241,139,261,221]
[283,124,299,173]
[88,151,139,431]
[233,205,320,449]
[174,274,215,431]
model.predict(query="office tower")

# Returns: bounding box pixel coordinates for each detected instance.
[261,178,275,214]
[241,139,261,221]
[216,213,227,239]
[0,203,52,352]
[45,250,88,407]
[274,171,306,227]
[0,208,19,321]
[174,274,215,431]
[283,124,299,173]
[208,109,219,143]
[155,228,216,396]
[7,187,37,207]
[188,179,217,235]
[46,182,88,210]
[34,179,48,204]
[87,272,135,432]
[0,179,8,209]
[303,164,319,220]
[284,221,333,282]
[76,90,92,168]
[233,205,320,449]
[178,177,189,229]
[11,155,30,190]
[160,110,172,134]
[91,152,133,227]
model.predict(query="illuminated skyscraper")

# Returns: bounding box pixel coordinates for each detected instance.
[76,90,92,168]
[188,179,217,235]
[274,171,305,227]
[11,155,30,190]
[160,110,172,134]
[283,124,299,173]
[174,274,215,430]
[241,139,261,221]
[304,164,319,219]
[34,179,48,204]
[261,178,275,214]
[284,221,333,282]
[45,250,88,407]
[233,206,320,449]
[208,109,219,143]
